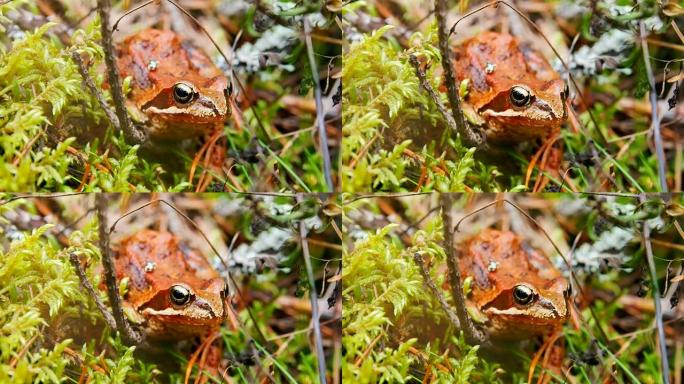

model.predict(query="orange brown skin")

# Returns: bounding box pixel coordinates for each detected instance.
[452,32,567,142]
[112,230,228,340]
[458,229,569,339]
[116,29,230,140]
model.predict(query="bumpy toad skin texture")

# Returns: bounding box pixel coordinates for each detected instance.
[452,32,568,142]
[112,230,228,340]
[116,29,230,139]
[458,229,569,339]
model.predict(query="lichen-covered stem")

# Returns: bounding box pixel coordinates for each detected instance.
[434,0,483,147]
[96,0,146,144]
[440,193,486,345]
[96,193,144,346]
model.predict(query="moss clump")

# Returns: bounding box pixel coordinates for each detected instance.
[342,216,505,383]
[0,224,80,382]
[341,24,498,192]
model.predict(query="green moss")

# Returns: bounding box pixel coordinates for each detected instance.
[342,214,505,383]
[342,1,677,192]
[0,224,81,382]
[1,194,340,383]
[341,25,493,192]
[0,2,338,192]
[342,194,682,383]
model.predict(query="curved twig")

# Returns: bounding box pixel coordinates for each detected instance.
[68,252,117,330]
[71,51,119,128]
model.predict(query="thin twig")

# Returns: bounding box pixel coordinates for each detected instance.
[297,194,327,384]
[108,199,230,271]
[68,252,117,330]
[70,51,119,128]
[408,54,464,142]
[303,18,334,192]
[411,252,462,329]
[640,21,669,192]
[96,0,146,144]
[0,192,86,206]
[440,193,486,344]
[640,194,670,384]
[434,0,483,147]
[111,0,156,32]
[95,194,144,346]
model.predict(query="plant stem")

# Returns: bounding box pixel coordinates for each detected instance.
[408,54,462,140]
[304,18,334,192]
[96,193,144,346]
[297,194,327,384]
[71,51,119,128]
[640,21,668,192]
[412,252,461,329]
[440,193,486,344]
[434,0,483,147]
[97,0,146,144]
[640,194,670,384]
[68,252,117,330]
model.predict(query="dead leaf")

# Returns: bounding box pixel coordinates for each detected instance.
[327,274,342,282]
[662,1,684,16]
[666,202,684,216]
[666,72,684,83]
[670,274,684,283]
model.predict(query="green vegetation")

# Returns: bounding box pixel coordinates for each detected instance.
[342,26,496,192]
[0,194,341,383]
[342,193,683,383]
[341,0,682,192]
[0,0,340,192]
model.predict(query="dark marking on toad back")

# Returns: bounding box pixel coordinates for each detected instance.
[473,263,491,289]
[132,62,152,89]
[127,261,148,290]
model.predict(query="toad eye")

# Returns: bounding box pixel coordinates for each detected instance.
[169,285,193,306]
[173,82,195,104]
[512,284,535,305]
[509,86,531,107]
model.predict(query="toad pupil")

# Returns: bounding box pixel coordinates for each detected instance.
[173,83,195,104]
[170,285,192,305]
